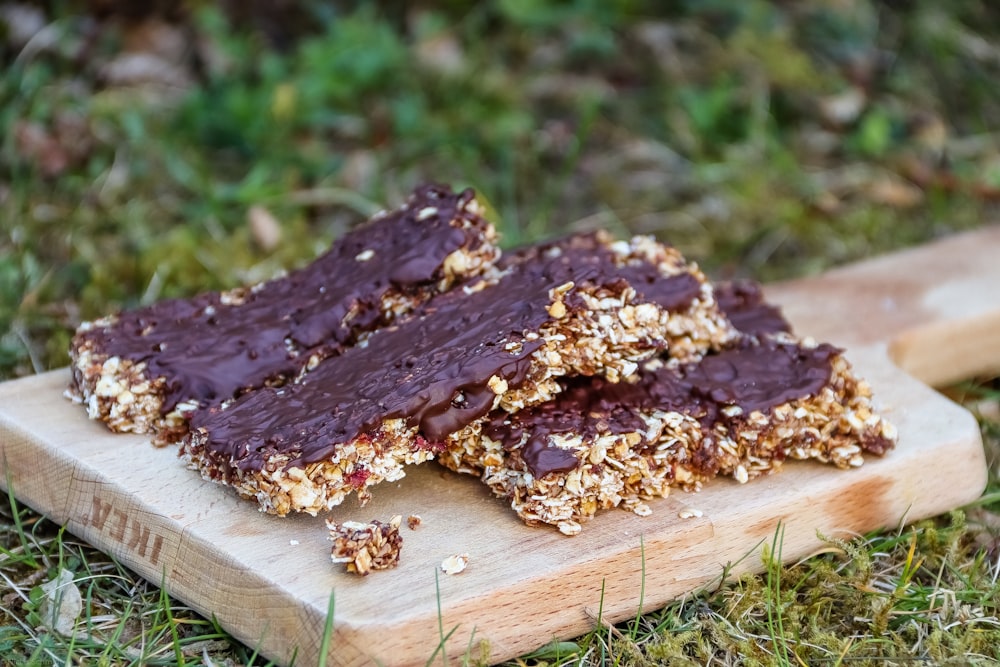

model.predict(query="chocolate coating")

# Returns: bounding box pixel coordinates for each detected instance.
[80,184,489,413]
[192,233,693,473]
[498,235,702,314]
[618,267,702,311]
[714,280,791,337]
[684,339,838,413]
[520,439,580,478]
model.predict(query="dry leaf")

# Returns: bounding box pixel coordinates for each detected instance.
[101,52,193,90]
[818,87,866,127]
[340,150,377,193]
[15,121,68,177]
[38,569,82,636]
[868,177,923,208]
[0,3,46,50]
[248,205,282,251]
[122,18,188,63]
[414,33,465,75]
[909,111,948,153]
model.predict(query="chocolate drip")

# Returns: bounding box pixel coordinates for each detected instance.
[522,438,579,477]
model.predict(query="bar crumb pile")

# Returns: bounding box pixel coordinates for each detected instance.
[327,515,404,575]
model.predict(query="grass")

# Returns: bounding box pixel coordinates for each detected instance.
[2,0,1000,664]
[0,499,274,666]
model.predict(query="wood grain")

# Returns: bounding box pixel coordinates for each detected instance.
[2,225,999,666]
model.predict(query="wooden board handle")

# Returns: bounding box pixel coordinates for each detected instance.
[766,224,1000,386]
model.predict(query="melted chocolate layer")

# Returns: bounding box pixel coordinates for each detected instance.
[619,267,702,311]
[684,339,838,413]
[498,235,702,314]
[714,280,791,337]
[81,185,489,413]
[193,233,695,472]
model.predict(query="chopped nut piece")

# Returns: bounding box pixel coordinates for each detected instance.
[678,508,703,519]
[487,375,509,395]
[546,300,567,319]
[327,516,404,576]
[551,281,575,296]
[440,553,469,575]
[407,515,422,530]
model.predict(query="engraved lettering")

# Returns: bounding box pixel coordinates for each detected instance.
[80,494,166,567]
[149,535,164,566]
[88,495,113,531]
[127,521,150,557]
[111,509,128,542]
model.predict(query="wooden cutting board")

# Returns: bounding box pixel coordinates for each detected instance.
[2,226,999,666]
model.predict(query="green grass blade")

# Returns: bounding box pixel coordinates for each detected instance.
[317,589,335,667]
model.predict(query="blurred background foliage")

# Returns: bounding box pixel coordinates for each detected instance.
[2,0,999,379]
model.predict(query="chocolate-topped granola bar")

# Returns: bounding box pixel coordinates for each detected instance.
[181,232,737,515]
[69,185,500,440]
[659,337,895,486]
[439,281,895,535]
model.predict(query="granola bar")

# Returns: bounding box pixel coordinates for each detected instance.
[69,184,500,440]
[440,370,705,535]
[181,232,737,516]
[662,337,895,485]
[698,281,893,475]
[440,285,895,535]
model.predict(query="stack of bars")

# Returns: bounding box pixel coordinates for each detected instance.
[438,281,895,534]
[69,184,896,540]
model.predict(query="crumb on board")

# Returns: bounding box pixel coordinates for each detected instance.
[440,553,469,575]
[327,515,403,576]
[407,514,422,530]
